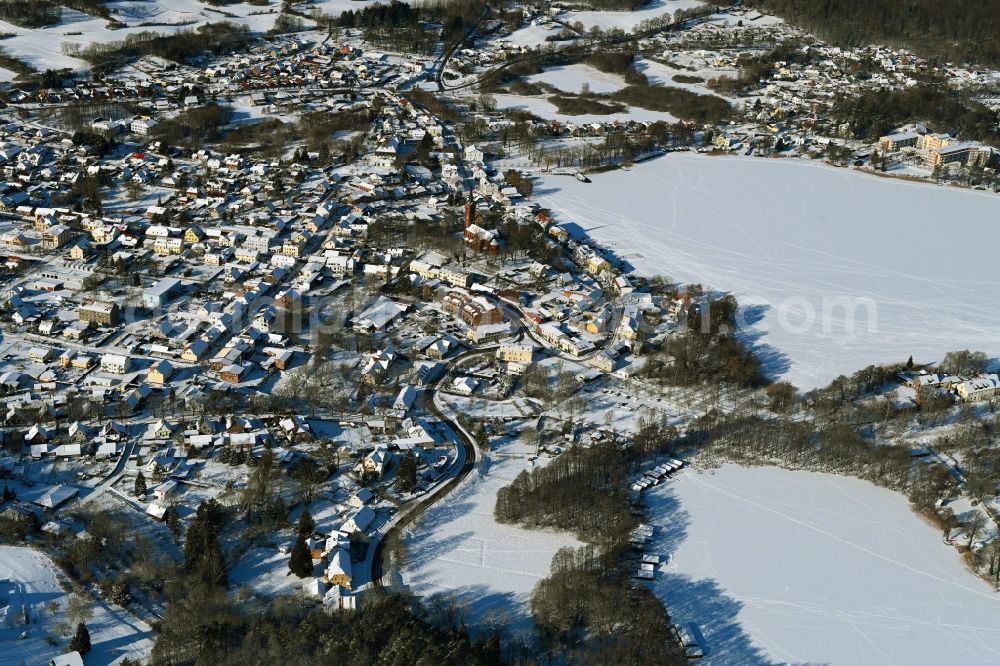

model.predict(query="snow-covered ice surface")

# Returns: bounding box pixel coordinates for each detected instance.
[646,465,1000,665]
[537,154,1000,389]
[399,453,580,639]
[0,546,153,666]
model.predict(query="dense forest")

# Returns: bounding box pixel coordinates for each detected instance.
[0,0,60,27]
[640,293,765,388]
[152,588,502,665]
[496,440,639,548]
[495,431,686,663]
[831,85,1000,145]
[746,0,1000,65]
[151,104,231,148]
[337,0,487,55]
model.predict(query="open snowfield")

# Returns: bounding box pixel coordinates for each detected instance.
[399,452,580,638]
[636,57,738,99]
[0,1,286,73]
[537,154,1000,389]
[502,22,566,48]
[0,546,153,666]
[527,63,627,95]
[307,0,383,15]
[561,0,706,32]
[646,465,1000,665]
[494,93,678,124]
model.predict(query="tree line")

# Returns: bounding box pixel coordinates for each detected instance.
[151,589,502,665]
[63,22,252,75]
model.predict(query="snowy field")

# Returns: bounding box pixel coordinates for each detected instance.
[0,546,153,666]
[636,57,738,99]
[399,452,580,638]
[527,63,627,95]
[646,465,1000,665]
[0,1,288,74]
[561,0,707,32]
[537,154,1000,389]
[306,0,383,14]
[502,22,566,48]
[494,93,678,124]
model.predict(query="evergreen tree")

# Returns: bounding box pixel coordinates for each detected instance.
[70,621,92,656]
[167,506,182,541]
[297,509,315,537]
[907,355,914,370]
[184,500,228,587]
[395,451,418,493]
[134,471,147,497]
[289,533,313,578]
[199,539,228,588]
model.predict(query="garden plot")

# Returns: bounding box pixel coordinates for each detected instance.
[643,465,1000,665]
[537,153,1000,390]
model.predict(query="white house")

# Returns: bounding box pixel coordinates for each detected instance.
[131,118,158,135]
[342,505,375,533]
[101,353,131,374]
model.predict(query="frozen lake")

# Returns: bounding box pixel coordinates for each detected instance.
[646,465,1000,665]
[398,453,580,638]
[537,154,1000,389]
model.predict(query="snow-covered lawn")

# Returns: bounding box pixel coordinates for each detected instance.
[0,546,153,666]
[645,465,1000,665]
[399,452,580,638]
[537,154,1000,389]
[230,546,322,598]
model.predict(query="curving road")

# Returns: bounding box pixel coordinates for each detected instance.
[368,302,621,589]
[369,346,489,590]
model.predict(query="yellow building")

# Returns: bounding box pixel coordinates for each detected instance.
[496,342,534,364]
